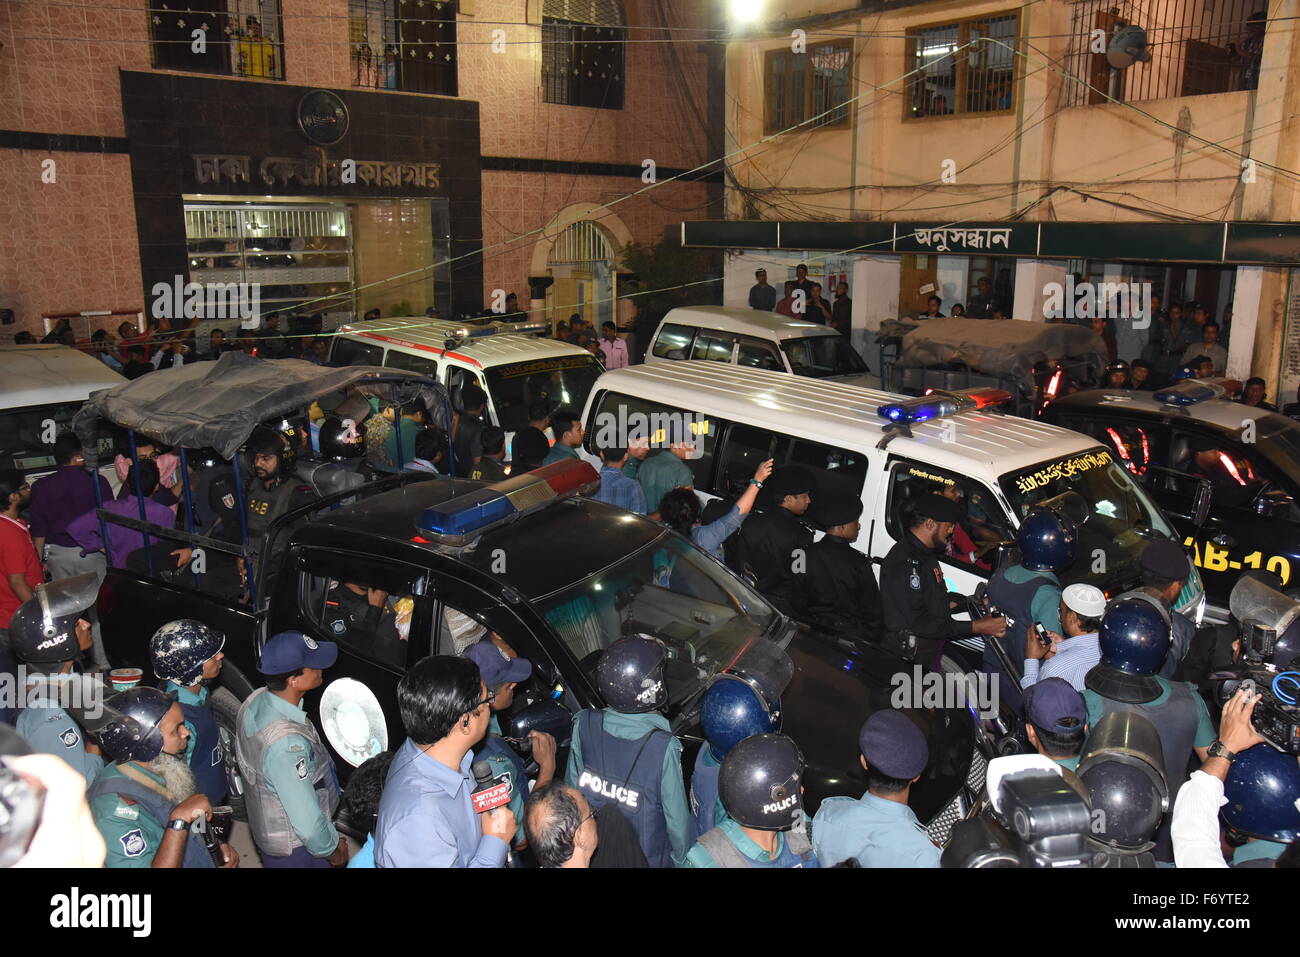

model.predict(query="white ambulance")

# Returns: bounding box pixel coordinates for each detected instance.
[581,362,1205,659]
[330,317,603,456]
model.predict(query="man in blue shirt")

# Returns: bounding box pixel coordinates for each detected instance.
[812,709,940,867]
[748,269,776,311]
[374,655,515,867]
[592,444,647,514]
[542,407,584,466]
[1022,583,1104,693]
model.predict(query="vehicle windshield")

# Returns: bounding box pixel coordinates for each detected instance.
[486,355,603,432]
[0,404,116,478]
[1252,419,1300,493]
[1000,448,1179,591]
[534,531,779,716]
[780,334,868,377]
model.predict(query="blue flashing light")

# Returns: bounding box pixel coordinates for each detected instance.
[1153,381,1220,406]
[417,489,516,540]
[876,395,959,425]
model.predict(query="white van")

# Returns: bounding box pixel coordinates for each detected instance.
[646,306,879,387]
[1,345,125,484]
[331,317,603,454]
[581,363,1204,656]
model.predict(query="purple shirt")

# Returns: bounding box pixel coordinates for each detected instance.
[28,467,114,548]
[66,498,176,566]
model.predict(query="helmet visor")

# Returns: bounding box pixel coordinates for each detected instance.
[36,572,101,635]
[722,638,794,712]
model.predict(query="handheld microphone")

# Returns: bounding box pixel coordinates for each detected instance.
[470,760,512,814]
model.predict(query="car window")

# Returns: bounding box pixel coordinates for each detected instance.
[445,366,488,418]
[691,333,735,364]
[384,349,439,378]
[485,356,601,433]
[298,550,427,672]
[0,403,116,478]
[587,391,718,489]
[737,337,783,371]
[1057,414,1168,478]
[1168,427,1283,511]
[652,323,695,360]
[787,438,869,502]
[715,424,789,497]
[332,338,383,367]
[885,459,1012,574]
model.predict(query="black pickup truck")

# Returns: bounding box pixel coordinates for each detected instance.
[94,460,986,844]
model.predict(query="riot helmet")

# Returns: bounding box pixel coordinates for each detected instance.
[701,675,783,762]
[318,414,367,461]
[7,573,100,671]
[1077,711,1168,853]
[1085,598,1170,703]
[1016,507,1078,572]
[595,635,667,714]
[247,421,298,476]
[98,687,177,764]
[186,447,224,471]
[1221,744,1300,845]
[1171,366,1196,382]
[718,733,805,831]
[149,619,226,687]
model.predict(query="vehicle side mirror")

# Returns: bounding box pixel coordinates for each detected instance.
[1192,479,1213,528]
[1255,488,1293,518]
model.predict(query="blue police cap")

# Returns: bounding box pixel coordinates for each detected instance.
[1023,677,1087,734]
[258,631,338,675]
[464,640,532,688]
[859,710,929,780]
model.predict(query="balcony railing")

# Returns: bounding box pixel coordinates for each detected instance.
[148,2,286,80]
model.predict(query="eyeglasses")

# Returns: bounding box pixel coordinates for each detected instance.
[472,689,496,711]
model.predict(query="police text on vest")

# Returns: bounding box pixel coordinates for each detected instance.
[578,771,640,808]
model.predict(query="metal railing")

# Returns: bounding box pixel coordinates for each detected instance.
[148,2,286,81]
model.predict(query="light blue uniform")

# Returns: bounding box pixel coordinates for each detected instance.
[684,815,820,868]
[812,791,941,868]
[15,675,103,787]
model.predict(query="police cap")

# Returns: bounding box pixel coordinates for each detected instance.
[811,492,863,529]
[910,493,962,525]
[1140,539,1190,581]
[859,710,929,780]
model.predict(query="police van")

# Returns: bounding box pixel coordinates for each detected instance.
[330,317,602,455]
[647,306,878,386]
[0,344,125,485]
[1043,380,1300,618]
[581,363,1206,656]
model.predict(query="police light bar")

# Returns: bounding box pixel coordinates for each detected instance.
[415,460,600,545]
[445,320,550,345]
[880,387,1012,426]
[1153,378,1239,407]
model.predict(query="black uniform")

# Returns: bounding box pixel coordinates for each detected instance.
[453,411,485,478]
[732,507,813,615]
[795,535,884,637]
[322,583,399,645]
[880,532,971,664]
[470,457,508,482]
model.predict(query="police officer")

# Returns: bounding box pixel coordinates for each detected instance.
[1082,598,1214,863]
[812,710,939,867]
[234,630,347,868]
[986,506,1076,713]
[149,619,226,803]
[564,635,691,868]
[685,733,819,868]
[794,492,882,637]
[732,466,815,615]
[323,580,399,646]
[1105,360,1131,389]
[691,675,783,841]
[881,494,1006,668]
[89,686,238,868]
[1116,538,1195,680]
[465,639,557,853]
[237,423,315,595]
[9,574,104,785]
[1221,743,1300,867]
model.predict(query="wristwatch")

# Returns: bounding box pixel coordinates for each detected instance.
[168,818,191,832]
[750,479,763,488]
[1207,740,1237,762]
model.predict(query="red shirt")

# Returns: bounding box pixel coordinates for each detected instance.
[0,515,42,628]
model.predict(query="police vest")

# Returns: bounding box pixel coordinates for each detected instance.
[689,749,723,843]
[87,768,214,869]
[178,696,226,805]
[1093,680,1199,799]
[1158,612,1195,680]
[576,710,674,868]
[986,566,1058,713]
[244,479,302,545]
[234,688,340,857]
[695,824,818,868]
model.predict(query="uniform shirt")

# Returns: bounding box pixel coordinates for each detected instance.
[28,466,113,548]
[166,681,216,778]
[1232,838,1287,866]
[594,466,647,514]
[91,762,170,867]
[322,584,399,645]
[1181,341,1228,374]
[795,533,884,636]
[479,714,528,844]
[684,815,819,867]
[812,791,941,868]
[879,532,970,641]
[0,514,42,629]
[542,442,580,467]
[998,564,1063,636]
[15,676,104,786]
[453,411,485,478]
[470,457,508,482]
[632,452,694,517]
[1022,632,1100,692]
[375,738,509,868]
[732,506,813,613]
[564,708,691,867]
[600,337,630,369]
[240,688,339,857]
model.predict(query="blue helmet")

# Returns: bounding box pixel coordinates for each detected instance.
[98,687,178,764]
[1016,507,1078,572]
[701,675,782,762]
[1086,598,1170,703]
[1222,744,1300,844]
[595,635,667,714]
[149,619,225,687]
[1171,366,1196,382]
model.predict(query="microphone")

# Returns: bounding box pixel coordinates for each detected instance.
[470,760,512,814]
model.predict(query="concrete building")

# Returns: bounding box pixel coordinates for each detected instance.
[1,0,721,339]
[686,0,1300,401]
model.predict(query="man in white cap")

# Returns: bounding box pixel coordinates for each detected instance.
[1021,583,1105,693]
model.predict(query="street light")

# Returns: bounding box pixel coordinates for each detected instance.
[729,0,764,26]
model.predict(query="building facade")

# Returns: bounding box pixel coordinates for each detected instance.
[1,0,721,337]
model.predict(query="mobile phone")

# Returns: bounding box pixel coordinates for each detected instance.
[1033,622,1052,648]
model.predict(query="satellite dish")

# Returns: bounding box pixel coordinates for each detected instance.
[1107,25,1152,69]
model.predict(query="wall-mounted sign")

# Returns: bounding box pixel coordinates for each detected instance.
[191,147,442,190]
[297,90,350,146]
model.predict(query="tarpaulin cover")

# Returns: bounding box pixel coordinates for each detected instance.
[72,351,451,465]
[883,318,1108,393]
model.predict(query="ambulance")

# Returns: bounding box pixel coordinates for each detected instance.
[581,363,1206,661]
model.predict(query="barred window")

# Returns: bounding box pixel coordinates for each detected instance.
[148,1,286,80]
[348,0,457,96]
[906,13,1018,119]
[764,41,852,133]
[542,0,625,109]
